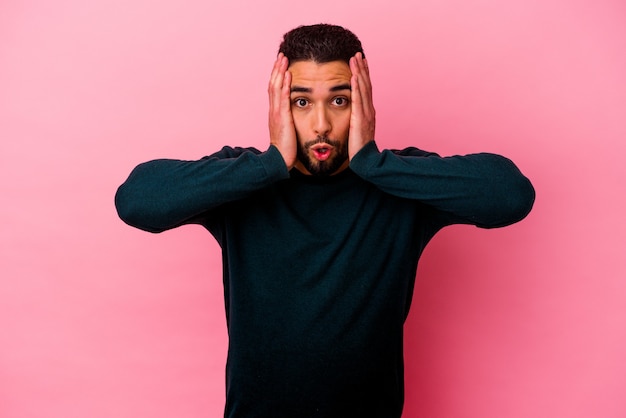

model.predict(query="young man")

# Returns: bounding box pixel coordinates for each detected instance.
[116,24,534,418]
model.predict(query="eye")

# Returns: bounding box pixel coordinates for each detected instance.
[293,98,309,108]
[332,97,349,107]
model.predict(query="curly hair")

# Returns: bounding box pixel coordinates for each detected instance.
[278,23,365,64]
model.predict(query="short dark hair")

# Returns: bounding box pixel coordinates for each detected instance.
[278,24,365,64]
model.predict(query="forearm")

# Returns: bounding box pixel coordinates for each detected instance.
[350,142,535,228]
[115,145,289,232]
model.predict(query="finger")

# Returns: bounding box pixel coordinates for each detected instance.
[270,55,288,110]
[353,53,373,117]
[278,57,290,111]
[361,53,371,78]
[269,55,287,94]
[269,53,284,88]
[349,54,360,77]
[355,53,372,98]
[269,55,281,107]
[281,70,292,112]
[350,54,370,95]
[350,69,363,118]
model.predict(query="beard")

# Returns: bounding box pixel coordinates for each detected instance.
[296,136,349,177]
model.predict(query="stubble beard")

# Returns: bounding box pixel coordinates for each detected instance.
[296,136,349,177]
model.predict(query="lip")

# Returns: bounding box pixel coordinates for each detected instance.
[310,143,334,161]
[310,143,334,151]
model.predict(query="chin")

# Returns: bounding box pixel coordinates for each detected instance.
[303,155,347,177]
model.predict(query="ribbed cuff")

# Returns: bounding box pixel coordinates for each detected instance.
[260,145,291,181]
[349,141,381,177]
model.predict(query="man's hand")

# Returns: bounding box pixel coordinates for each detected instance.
[348,52,376,160]
[268,53,297,170]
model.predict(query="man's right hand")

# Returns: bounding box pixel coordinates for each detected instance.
[268,53,297,170]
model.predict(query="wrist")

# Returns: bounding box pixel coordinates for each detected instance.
[349,138,373,160]
[271,143,296,170]
[263,145,292,179]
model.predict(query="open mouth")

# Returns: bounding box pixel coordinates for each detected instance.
[310,144,333,161]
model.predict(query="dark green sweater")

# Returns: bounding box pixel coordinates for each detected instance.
[115,141,534,418]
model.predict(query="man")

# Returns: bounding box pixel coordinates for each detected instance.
[116,24,534,418]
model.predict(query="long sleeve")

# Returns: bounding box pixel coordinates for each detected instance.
[115,145,289,233]
[349,141,535,228]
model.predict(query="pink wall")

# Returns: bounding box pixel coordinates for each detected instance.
[1,1,624,417]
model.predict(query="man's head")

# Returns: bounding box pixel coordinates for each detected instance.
[279,24,365,176]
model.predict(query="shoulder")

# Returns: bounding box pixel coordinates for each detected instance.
[388,147,440,158]
[203,146,263,160]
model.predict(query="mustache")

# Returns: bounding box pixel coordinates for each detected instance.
[303,136,341,148]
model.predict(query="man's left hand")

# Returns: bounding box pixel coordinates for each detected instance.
[348,52,376,160]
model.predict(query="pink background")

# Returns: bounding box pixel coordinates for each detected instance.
[1,0,625,417]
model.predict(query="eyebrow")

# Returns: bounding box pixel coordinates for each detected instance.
[290,83,352,93]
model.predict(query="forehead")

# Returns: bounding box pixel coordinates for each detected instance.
[288,60,352,89]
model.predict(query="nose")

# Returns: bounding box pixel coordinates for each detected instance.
[312,106,331,137]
